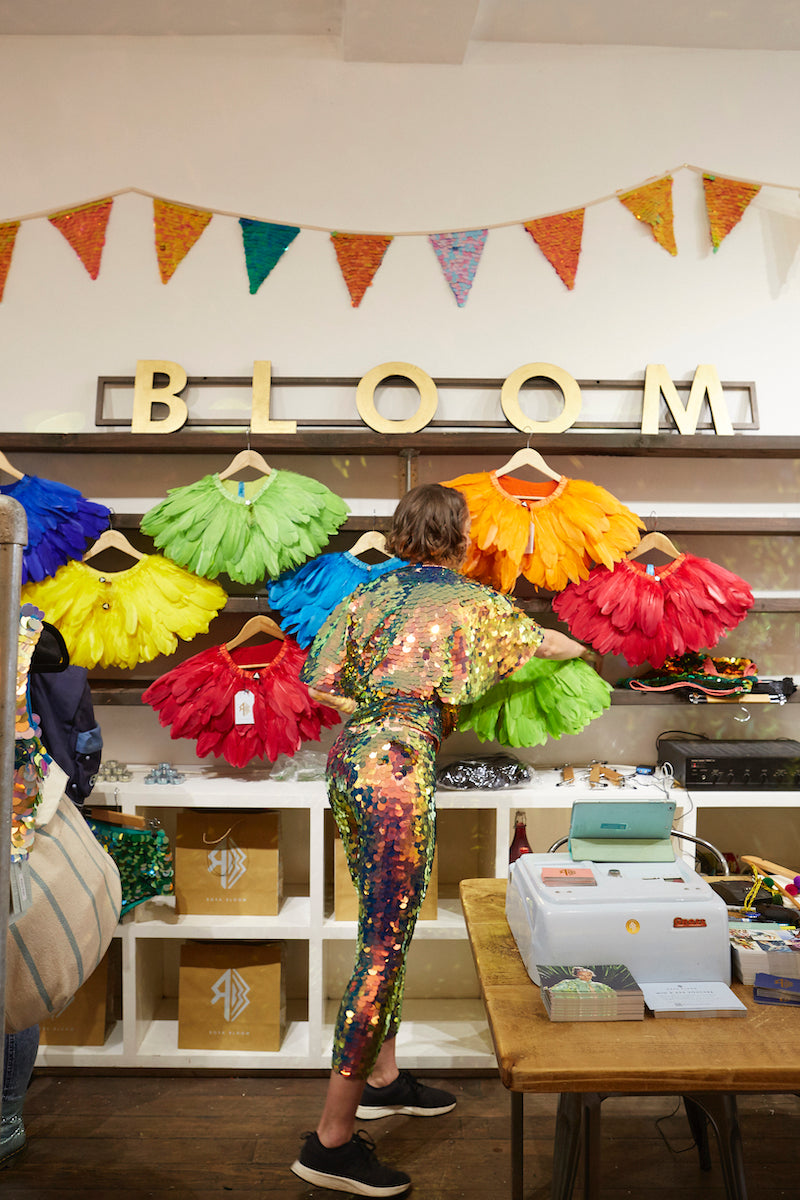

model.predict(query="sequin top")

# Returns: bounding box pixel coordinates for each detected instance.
[301,564,544,740]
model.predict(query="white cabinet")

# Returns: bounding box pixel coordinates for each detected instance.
[37,763,784,1071]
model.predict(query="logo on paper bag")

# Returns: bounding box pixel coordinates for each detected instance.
[208,836,248,889]
[210,968,250,1021]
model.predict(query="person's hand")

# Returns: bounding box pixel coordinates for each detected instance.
[579,646,603,673]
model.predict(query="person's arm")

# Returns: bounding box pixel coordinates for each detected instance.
[307,686,356,715]
[534,627,594,661]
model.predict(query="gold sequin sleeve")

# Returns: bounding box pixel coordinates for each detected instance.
[301,564,544,708]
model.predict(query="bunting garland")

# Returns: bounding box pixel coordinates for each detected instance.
[240,218,300,293]
[0,165,784,305]
[617,176,677,256]
[49,198,113,279]
[330,232,393,306]
[153,199,213,284]
[429,229,488,306]
[0,222,20,301]
[523,209,584,290]
[703,174,761,252]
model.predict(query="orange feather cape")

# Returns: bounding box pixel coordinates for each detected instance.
[440,471,644,593]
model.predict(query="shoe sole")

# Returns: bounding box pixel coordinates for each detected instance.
[291,1158,410,1196]
[355,1101,456,1119]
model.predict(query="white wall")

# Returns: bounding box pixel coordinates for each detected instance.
[0,37,799,431]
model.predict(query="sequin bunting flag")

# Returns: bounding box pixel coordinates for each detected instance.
[49,198,114,280]
[240,218,300,293]
[0,221,20,302]
[523,209,584,290]
[703,174,761,252]
[428,229,488,306]
[153,199,213,284]
[618,176,677,256]
[330,233,393,307]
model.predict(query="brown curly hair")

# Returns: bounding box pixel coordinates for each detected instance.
[384,484,470,567]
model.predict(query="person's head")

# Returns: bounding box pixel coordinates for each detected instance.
[385,483,470,568]
[572,967,595,981]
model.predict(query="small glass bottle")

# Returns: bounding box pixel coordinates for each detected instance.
[509,809,533,863]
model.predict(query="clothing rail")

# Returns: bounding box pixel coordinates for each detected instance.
[0,496,28,1087]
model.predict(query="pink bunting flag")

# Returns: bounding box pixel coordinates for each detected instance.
[429,229,488,306]
[49,198,113,279]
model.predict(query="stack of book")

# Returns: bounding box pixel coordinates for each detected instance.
[729,920,800,984]
[537,963,644,1022]
[753,972,800,1006]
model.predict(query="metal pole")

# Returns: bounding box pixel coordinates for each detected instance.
[0,496,27,1093]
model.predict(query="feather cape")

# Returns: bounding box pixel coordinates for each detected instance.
[21,555,227,669]
[439,470,643,593]
[142,639,341,767]
[268,551,406,647]
[1,474,110,584]
[552,554,754,667]
[458,655,612,747]
[140,469,349,583]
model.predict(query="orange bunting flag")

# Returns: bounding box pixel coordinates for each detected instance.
[0,222,20,302]
[703,174,761,252]
[49,198,113,279]
[618,176,677,256]
[153,199,213,284]
[330,233,393,307]
[523,209,584,290]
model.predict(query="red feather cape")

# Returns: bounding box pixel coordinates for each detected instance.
[552,553,754,667]
[142,639,340,768]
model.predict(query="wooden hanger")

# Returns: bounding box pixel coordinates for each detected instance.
[626,531,681,562]
[218,448,271,480]
[0,450,24,480]
[494,446,561,483]
[225,614,285,651]
[347,530,390,558]
[83,528,146,563]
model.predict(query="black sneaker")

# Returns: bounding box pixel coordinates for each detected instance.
[290,1130,411,1196]
[356,1070,457,1119]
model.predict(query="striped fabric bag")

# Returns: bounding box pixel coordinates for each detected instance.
[5,795,122,1033]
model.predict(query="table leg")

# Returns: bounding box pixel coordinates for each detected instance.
[551,1093,583,1200]
[690,1094,748,1200]
[581,1094,603,1200]
[511,1091,524,1200]
[682,1095,712,1171]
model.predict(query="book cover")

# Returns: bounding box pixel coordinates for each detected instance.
[537,963,644,1022]
[728,921,800,984]
[641,980,747,1018]
[753,971,800,1004]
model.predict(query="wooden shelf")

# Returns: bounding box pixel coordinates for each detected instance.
[5,430,800,457]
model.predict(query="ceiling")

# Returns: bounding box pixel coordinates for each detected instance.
[0,0,796,61]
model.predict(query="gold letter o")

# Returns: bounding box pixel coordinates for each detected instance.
[356,362,438,434]
[501,363,581,434]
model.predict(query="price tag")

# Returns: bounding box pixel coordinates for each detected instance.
[234,690,255,725]
[9,858,32,920]
[525,520,536,555]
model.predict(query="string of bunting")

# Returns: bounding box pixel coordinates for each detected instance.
[0,164,784,306]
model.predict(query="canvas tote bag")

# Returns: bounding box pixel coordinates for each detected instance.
[5,770,122,1033]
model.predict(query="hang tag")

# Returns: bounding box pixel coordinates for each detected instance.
[234,690,256,725]
[525,520,536,555]
[9,858,32,921]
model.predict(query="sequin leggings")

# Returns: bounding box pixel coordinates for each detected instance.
[326,717,437,1079]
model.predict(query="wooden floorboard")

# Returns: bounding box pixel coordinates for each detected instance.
[1,1073,797,1198]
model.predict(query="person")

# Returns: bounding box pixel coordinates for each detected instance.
[1,1026,39,1167]
[291,483,591,1196]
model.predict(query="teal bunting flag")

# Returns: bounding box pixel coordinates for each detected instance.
[239,219,300,294]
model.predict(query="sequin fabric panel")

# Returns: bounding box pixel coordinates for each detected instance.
[301,564,544,708]
[13,605,50,861]
[327,716,438,1078]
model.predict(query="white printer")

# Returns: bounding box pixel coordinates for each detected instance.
[505,798,731,987]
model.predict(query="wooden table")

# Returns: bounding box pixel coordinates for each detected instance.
[460,877,800,1200]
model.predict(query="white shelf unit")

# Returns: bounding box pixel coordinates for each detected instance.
[34,763,753,1072]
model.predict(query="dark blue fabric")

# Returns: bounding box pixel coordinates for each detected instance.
[29,666,102,806]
